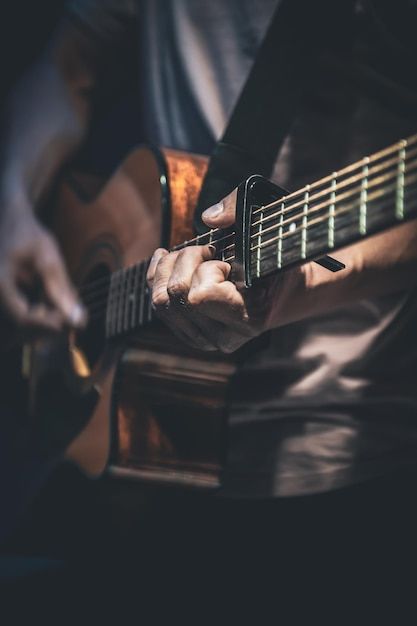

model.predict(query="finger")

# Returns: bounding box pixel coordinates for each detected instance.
[147,247,218,350]
[167,244,215,302]
[147,248,168,288]
[0,275,31,324]
[149,249,217,349]
[0,277,64,333]
[165,245,221,348]
[188,261,248,325]
[22,304,65,333]
[150,250,180,309]
[201,188,237,229]
[36,241,86,328]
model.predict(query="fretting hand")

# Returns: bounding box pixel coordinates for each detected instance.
[147,190,282,353]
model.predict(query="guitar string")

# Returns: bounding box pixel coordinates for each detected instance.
[78,136,414,300]
[80,137,417,320]
[251,148,417,229]
[79,228,228,298]
[85,169,417,315]
[80,230,236,303]
[217,162,417,258]
[252,135,416,218]
[81,155,402,309]
[250,171,417,254]
[85,181,417,321]
[248,159,417,247]
[248,194,417,272]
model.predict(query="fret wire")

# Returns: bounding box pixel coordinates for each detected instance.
[172,229,214,251]
[252,151,417,239]
[277,201,285,269]
[251,157,417,246]
[81,136,417,306]
[138,263,145,326]
[328,174,336,248]
[93,175,417,308]
[256,206,262,277]
[82,231,236,306]
[359,157,369,235]
[116,269,127,335]
[254,134,417,218]
[81,134,417,320]
[301,185,309,259]
[256,193,417,274]
[123,266,133,332]
[131,263,140,328]
[172,229,234,253]
[253,162,399,242]
[98,161,417,326]
[252,146,417,227]
[109,270,117,337]
[396,140,407,219]
[147,279,153,322]
[251,171,417,255]
[112,270,123,337]
[260,180,397,249]
[105,272,116,337]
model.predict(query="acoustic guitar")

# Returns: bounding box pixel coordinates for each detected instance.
[18,134,417,490]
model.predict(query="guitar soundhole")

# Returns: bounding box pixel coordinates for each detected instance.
[73,264,111,378]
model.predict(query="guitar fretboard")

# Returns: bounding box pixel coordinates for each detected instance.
[99,133,417,339]
[246,134,417,280]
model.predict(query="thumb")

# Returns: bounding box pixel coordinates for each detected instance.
[201,188,237,228]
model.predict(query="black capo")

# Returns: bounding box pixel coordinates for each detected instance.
[234,175,345,288]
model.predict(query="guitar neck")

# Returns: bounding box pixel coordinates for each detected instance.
[247,134,417,281]
[105,133,417,339]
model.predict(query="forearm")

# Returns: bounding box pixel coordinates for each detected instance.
[0,21,97,211]
[268,218,417,328]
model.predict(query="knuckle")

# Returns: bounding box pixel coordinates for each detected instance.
[149,248,167,270]
[39,247,60,272]
[187,289,204,308]
[41,256,59,274]
[158,250,175,268]
[193,264,212,282]
[152,288,169,309]
[176,248,186,261]
[167,279,188,299]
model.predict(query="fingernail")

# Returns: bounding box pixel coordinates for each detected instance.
[208,244,217,256]
[70,303,86,327]
[202,201,224,219]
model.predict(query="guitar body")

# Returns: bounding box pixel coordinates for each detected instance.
[32,146,234,488]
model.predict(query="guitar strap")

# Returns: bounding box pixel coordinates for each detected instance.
[194,0,354,232]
